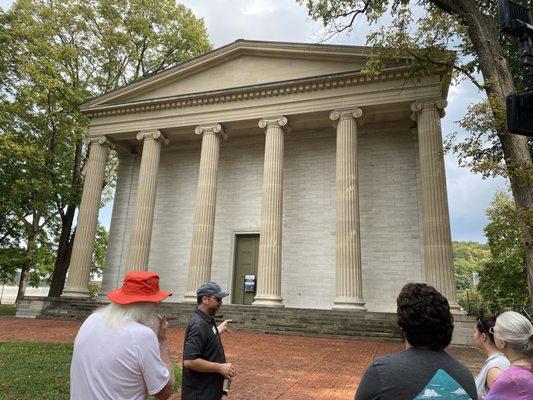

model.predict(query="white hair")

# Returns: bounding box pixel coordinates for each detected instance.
[97,302,159,334]
[494,311,533,358]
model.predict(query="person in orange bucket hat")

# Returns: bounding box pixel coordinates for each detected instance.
[107,271,172,304]
[70,271,174,400]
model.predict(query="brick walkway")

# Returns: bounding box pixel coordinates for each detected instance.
[0,317,484,400]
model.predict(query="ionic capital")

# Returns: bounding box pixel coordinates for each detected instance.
[82,135,115,150]
[136,130,169,144]
[329,107,363,122]
[410,99,447,121]
[258,116,290,133]
[194,123,227,139]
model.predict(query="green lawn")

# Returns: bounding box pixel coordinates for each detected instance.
[0,342,72,400]
[0,342,181,400]
[0,305,16,316]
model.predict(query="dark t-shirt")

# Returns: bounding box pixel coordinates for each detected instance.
[182,309,226,400]
[355,348,478,400]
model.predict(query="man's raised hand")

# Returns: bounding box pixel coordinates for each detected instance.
[217,319,232,334]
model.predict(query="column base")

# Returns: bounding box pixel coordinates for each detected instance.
[182,292,198,303]
[333,297,367,311]
[61,288,90,298]
[252,294,284,307]
[449,302,463,315]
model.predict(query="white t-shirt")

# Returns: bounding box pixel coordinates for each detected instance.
[475,352,510,399]
[70,312,170,400]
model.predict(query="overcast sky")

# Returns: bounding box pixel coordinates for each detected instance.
[1,0,508,243]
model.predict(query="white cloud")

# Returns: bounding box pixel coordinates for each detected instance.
[181,0,326,46]
[241,0,279,16]
[445,153,507,243]
[421,389,442,397]
[0,0,14,11]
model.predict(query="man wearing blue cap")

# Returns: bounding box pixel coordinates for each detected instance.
[182,282,235,400]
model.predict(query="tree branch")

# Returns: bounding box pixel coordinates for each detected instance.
[406,49,484,90]
[320,1,371,42]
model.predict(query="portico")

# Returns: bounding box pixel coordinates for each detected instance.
[63,40,459,313]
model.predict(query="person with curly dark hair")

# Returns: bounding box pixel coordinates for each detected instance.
[355,283,477,400]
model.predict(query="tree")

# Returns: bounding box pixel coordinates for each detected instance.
[91,224,109,280]
[0,102,59,301]
[0,247,25,303]
[478,191,529,313]
[301,0,533,310]
[0,247,26,286]
[452,241,490,292]
[1,0,212,297]
[87,224,109,299]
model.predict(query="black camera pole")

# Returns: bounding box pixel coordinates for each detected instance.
[499,0,533,136]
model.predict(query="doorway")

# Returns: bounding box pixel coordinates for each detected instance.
[232,234,259,305]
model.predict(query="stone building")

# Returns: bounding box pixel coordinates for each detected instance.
[63,40,459,314]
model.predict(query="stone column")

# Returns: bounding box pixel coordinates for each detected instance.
[411,99,459,311]
[63,136,113,297]
[183,124,225,302]
[253,116,289,307]
[330,108,366,310]
[125,130,168,272]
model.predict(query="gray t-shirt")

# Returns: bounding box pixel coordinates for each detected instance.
[355,348,478,400]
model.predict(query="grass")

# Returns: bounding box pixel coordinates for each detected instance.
[0,342,182,400]
[0,342,72,400]
[0,305,16,316]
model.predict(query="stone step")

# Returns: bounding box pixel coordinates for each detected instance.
[18,296,402,341]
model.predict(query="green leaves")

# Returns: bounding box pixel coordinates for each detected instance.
[0,0,212,294]
[478,191,529,312]
[0,247,26,284]
[452,241,490,292]
[91,224,108,278]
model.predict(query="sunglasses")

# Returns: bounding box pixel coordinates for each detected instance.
[476,318,494,335]
[210,296,222,303]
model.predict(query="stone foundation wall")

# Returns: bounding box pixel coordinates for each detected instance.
[16,297,474,345]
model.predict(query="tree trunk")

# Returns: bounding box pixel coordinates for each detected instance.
[48,206,76,297]
[442,0,533,312]
[16,266,29,303]
[16,211,39,303]
[48,139,83,297]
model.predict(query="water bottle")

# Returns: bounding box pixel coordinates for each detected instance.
[222,378,232,396]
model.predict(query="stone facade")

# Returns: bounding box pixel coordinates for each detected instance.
[100,123,423,312]
[64,40,459,316]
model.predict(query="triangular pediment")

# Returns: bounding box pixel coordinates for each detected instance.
[81,40,408,110]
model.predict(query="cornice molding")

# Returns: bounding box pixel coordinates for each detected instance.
[81,39,412,110]
[83,66,419,119]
